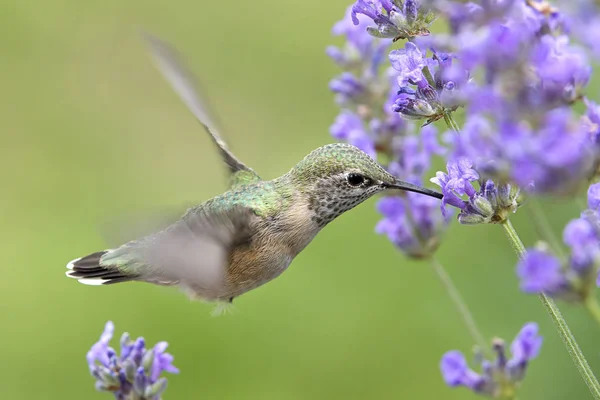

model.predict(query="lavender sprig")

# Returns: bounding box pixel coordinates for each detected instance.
[331,0,600,398]
[517,182,600,313]
[441,323,542,399]
[86,321,179,400]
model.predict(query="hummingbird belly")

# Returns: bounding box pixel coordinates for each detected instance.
[181,241,294,302]
[224,244,294,299]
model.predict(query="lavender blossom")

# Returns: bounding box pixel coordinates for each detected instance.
[427,0,597,195]
[87,321,178,400]
[351,0,436,40]
[517,182,600,301]
[329,7,448,258]
[375,125,450,257]
[390,42,465,123]
[441,323,542,398]
[431,158,523,224]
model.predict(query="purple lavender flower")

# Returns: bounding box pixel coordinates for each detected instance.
[588,182,600,210]
[351,0,436,40]
[376,192,448,258]
[389,42,465,123]
[329,72,366,104]
[583,98,600,147]
[426,0,596,195]
[330,111,376,158]
[328,6,394,121]
[375,125,450,257]
[441,322,543,397]
[87,321,178,400]
[328,6,448,257]
[440,351,485,390]
[431,158,523,224]
[516,248,568,294]
[389,42,425,85]
[517,181,600,300]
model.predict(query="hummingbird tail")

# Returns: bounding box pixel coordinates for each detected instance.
[65,250,135,285]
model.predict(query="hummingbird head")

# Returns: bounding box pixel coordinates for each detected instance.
[288,143,442,227]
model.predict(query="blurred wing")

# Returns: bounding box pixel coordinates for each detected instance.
[100,204,192,248]
[106,206,256,296]
[141,32,261,188]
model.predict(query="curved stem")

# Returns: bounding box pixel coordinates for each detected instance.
[502,219,600,400]
[585,296,600,326]
[430,257,489,353]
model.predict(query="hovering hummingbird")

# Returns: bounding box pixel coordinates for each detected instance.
[65,33,443,308]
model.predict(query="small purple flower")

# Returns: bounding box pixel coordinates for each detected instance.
[517,181,600,301]
[431,159,522,224]
[583,99,600,146]
[328,5,390,72]
[510,323,543,364]
[86,321,178,400]
[507,323,543,381]
[390,42,465,122]
[329,72,366,104]
[87,321,115,371]
[376,192,449,258]
[389,42,426,85]
[588,182,600,210]
[440,351,485,390]
[351,0,436,40]
[151,342,179,381]
[441,323,542,397]
[516,249,567,294]
[375,125,449,258]
[330,111,376,158]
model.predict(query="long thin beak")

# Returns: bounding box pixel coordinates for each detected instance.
[382,180,443,199]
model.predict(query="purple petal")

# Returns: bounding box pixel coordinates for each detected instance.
[509,322,543,363]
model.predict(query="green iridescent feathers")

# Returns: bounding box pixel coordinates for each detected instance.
[290,143,393,183]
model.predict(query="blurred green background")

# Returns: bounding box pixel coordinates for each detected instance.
[1,0,598,399]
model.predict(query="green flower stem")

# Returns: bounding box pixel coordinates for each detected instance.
[502,219,600,400]
[443,112,461,133]
[430,257,489,353]
[585,296,600,326]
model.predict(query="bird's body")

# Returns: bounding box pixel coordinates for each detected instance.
[66,34,443,307]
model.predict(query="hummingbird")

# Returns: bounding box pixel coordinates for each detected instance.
[65,33,444,308]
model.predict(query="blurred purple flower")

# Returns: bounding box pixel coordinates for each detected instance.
[426,0,596,195]
[440,351,485,390]
[517,249,567,294]
[517,181,600,301]
[375,125,449,258]
[441,322,542,396]
[330,111,376,158]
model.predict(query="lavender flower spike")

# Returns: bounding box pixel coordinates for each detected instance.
[351,0,436,40]
[516,181,600,301]
[441,323,543,397]
[86,321,178,400]
[430,158,523,224]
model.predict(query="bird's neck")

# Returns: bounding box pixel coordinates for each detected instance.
[266,174,327,256]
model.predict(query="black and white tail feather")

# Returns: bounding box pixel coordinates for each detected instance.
[65,250,134,285]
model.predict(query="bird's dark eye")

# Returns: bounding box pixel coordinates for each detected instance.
[347,173,365,187]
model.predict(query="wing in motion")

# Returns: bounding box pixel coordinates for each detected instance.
[141,32,261,188]
[66,206,257,300]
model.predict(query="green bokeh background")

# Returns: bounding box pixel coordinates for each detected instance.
[2,1,597,399]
